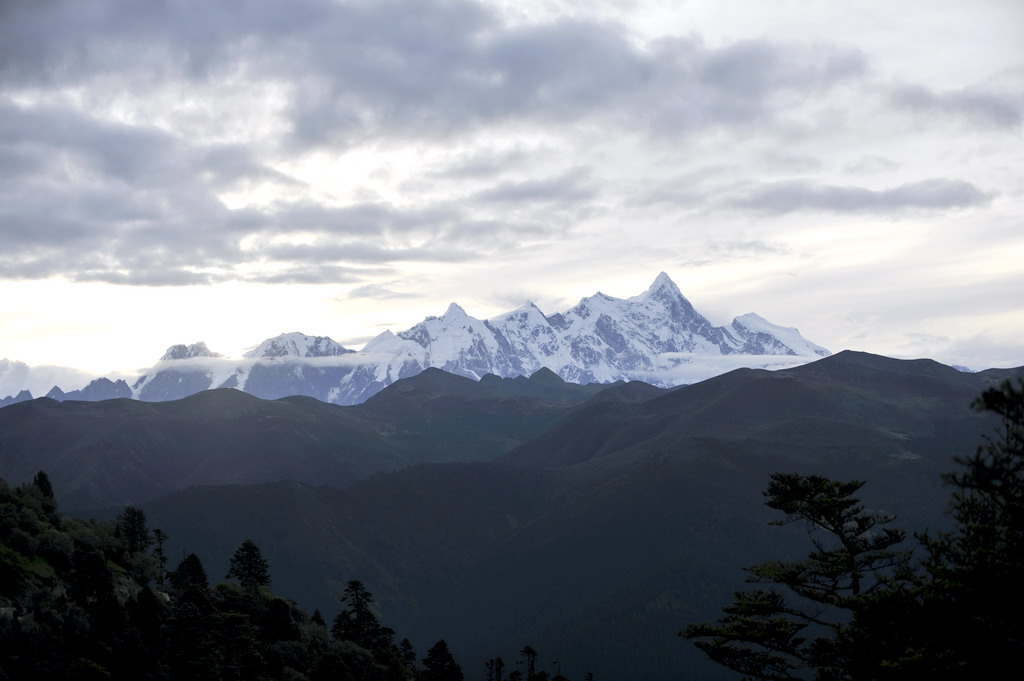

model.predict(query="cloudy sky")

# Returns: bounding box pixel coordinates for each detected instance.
[1,0,1022,389]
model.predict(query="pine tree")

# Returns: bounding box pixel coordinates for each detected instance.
[331,580,383,649]
[116,506,153,554]
[171,552,209,590]
[32,471,54,499]
[401,638,418,674]
[422,639,463,681]
[226,539,271,593]
[520,646,538,680]
[682,473,910,680]
[152,528,168,585]
[485,656,506,681]
[842,379,1024,678]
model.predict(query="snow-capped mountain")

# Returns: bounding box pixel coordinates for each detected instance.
[383,271,828,386]
[161,342,222,360]
[4,274,831,407]
[244,332,353,359]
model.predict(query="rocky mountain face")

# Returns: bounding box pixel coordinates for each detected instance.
[0,390,32,408]
[43,378,133,402]
[4,273,831,406]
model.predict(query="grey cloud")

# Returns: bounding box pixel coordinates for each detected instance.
[634,37,867,132]
[0,96,538,283]
[263,242,478,265]
[890,84,1022,128]
[435,147,536,179]
[347,284,424,300]
[844,155,901,175]
[2,1,872,147]
[245,266,375,286]
[471,169,594,204]
[1,0,1004,290]
[727,178,991,215]
[673,237,790,269]
[71,269,217,287]
[628,165,736,207]
[706,238,790,257]
[759,150,823,173]
[0,101,284,193]
[697,39,866,97]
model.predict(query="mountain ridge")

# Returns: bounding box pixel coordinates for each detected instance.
[0,368,643,511]
[3,273,829,406]
[127,350,1023,681]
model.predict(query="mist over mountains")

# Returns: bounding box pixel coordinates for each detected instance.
[2,273,830,407]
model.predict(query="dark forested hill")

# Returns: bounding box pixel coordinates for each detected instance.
[0,368,642,511]
[127,352,1022,681]
[2,351,1020,679]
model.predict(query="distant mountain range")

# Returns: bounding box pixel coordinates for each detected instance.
[3,350,1019,680]
[1,273,830,407]
[0,367,647,510]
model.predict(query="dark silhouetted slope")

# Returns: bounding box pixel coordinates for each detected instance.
[0,369,652,510]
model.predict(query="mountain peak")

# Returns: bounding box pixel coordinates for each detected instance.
[443,302,468,318]
[491,299,548,324]
[161,342,222,361]
[22,271,833,408]
[245,332,351,358]
[642,271,683,299]
[651,271,674,289]
[528,366,566,385]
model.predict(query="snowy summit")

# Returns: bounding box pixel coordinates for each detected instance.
[9,274,831,406]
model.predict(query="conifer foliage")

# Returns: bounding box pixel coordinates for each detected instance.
[681,473,909,679]
[226,538,271,592]
[0,479,422,680]
[684,379,1024,680]
[842,378,1024,679]
[422,639,464,681]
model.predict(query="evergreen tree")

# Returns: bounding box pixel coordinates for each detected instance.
[422,639,463,681]
[32,470,54,499]
[166,577,221,680]
[485,656,506,681]
[151,528,168,585]
[0,480,430,681]
[116,506,153,554]
[331,580,382,649]
[171,552,209,590]
[401,637,418,674]
[226,538,271,592]
[682,473,910,680]
[841,379,1024,678]
[520,646,539,680]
